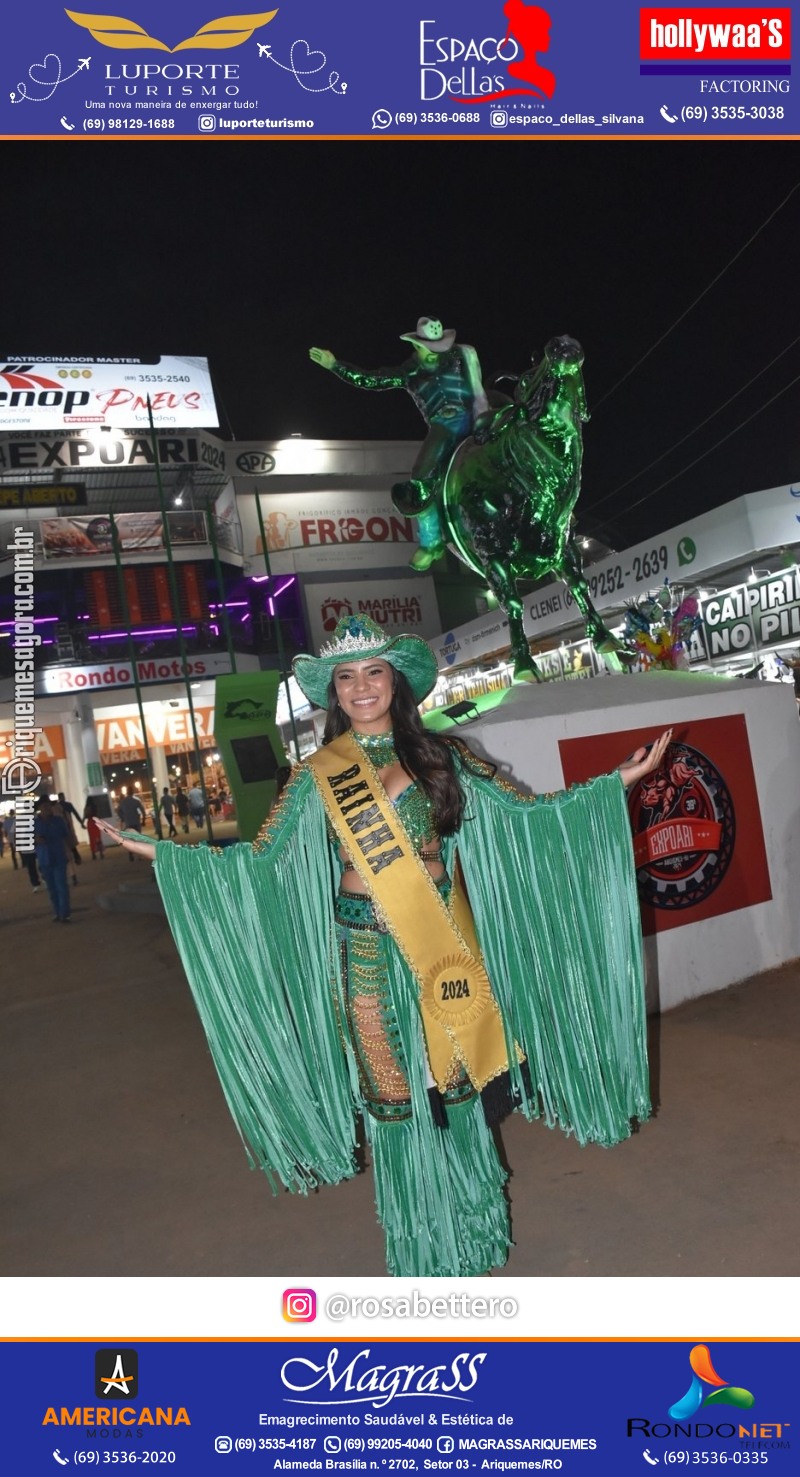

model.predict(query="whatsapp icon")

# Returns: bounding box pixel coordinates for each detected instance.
[677,536,697,567]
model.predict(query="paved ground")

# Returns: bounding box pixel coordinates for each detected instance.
[2,833,799,1279]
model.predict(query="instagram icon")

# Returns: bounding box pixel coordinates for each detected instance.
[283,1288,317,1322]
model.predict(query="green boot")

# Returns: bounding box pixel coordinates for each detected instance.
[410,505,446,571]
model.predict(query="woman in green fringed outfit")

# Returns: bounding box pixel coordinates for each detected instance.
[97,614,670,1278]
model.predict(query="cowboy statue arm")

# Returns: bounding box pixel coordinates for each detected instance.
[459,343,490,418]
[111,767,358,1193]
[448,744,651,1148]
[309,346,406,391]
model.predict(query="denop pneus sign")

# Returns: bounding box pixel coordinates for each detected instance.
[0,357,218,430]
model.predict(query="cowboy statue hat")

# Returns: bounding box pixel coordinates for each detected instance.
[399,316,457,353]
[293,613,439,711]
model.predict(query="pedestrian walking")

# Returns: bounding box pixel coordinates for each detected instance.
[160,786,178,838]
[174,786,190,834]
[34,795,71,922]
[3,810,18,869]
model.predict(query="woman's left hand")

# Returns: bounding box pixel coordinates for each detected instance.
[618,728,673,790]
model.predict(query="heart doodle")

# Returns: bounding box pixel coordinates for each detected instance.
[29,54,64,89]
[290,40,326,75]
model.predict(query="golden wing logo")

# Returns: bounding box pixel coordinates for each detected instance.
[64,9,279,52]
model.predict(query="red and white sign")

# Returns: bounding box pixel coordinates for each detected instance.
[0,356,218,431]
[240,491,416,574]
[640,8,791,61]
[305,576,441,655]
[37,651,233,696]
[559,714,772,934]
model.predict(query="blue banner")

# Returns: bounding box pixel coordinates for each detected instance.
[0,2,796,138]
[0,1338,795,1474]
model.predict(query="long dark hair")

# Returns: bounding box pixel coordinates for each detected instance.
[322,668,485,835]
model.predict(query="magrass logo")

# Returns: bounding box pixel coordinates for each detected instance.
[95,1349,139,1399]
[668,1344,754,1421]
[65,8,278,52]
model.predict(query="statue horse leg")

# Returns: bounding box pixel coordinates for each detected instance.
[486,558,542,682]
[559,540,621,652]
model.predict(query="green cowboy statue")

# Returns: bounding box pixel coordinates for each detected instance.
[310,316,489,571]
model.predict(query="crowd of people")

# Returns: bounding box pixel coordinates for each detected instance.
[0,779,235,922]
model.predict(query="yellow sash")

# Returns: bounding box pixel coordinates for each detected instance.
[308,731,511,1093]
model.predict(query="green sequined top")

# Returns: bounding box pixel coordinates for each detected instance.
[327,779,437,860]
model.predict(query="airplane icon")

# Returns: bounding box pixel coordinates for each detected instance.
[78,58,91,69]
[257,44,271,57]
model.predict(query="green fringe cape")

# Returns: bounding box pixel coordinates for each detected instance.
[153,756,649,1269]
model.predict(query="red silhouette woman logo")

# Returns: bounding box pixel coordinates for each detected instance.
[501,1,555,99]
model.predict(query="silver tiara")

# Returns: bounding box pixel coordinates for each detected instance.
[318,630,386,659]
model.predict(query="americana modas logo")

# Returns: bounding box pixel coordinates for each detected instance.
[66,8,277,52]
[95,1348,139,1399]
[628,739,735,912]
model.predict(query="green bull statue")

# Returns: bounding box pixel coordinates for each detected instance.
[311,327,622,680]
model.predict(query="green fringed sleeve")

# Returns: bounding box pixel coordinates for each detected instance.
[455,762,649,1148]
[153,767,358,1194]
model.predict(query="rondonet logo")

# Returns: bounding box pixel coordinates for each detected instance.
[281,1348,486,1409]
[640,8,792,61]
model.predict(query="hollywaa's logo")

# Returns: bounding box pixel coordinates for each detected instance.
[420,2,557,104]
[628,739,734,912]
[65,8,278,52]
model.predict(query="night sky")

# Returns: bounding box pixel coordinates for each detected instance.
[2,139,798,551]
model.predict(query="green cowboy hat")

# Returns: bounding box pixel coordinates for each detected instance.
[293,613,440,710]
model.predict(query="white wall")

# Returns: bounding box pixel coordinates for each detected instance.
[462,672,800,1013]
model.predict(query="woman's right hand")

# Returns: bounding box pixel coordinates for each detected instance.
[95,818,157,861]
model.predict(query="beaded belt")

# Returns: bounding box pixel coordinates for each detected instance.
[336,875,450,933]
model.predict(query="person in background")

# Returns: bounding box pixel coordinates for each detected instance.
[83,796,104,860]
[51,795,80,885]
[3,809,18,869]
[116,791,146,862]
[174,786,190,834]
[187,783,205,829]
[34,795,71,922]
[58,791,85,832]
[160,786,178,838]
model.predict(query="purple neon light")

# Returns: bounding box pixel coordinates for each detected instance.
[0,615,58,628]
[88,626,198,641]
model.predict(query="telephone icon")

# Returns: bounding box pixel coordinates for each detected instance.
[53,1452,69,1467]
[643,1451,660,1467]
[60,116,76,131]
[660,105,678,123]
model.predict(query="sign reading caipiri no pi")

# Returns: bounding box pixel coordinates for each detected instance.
[0,356,218,431]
